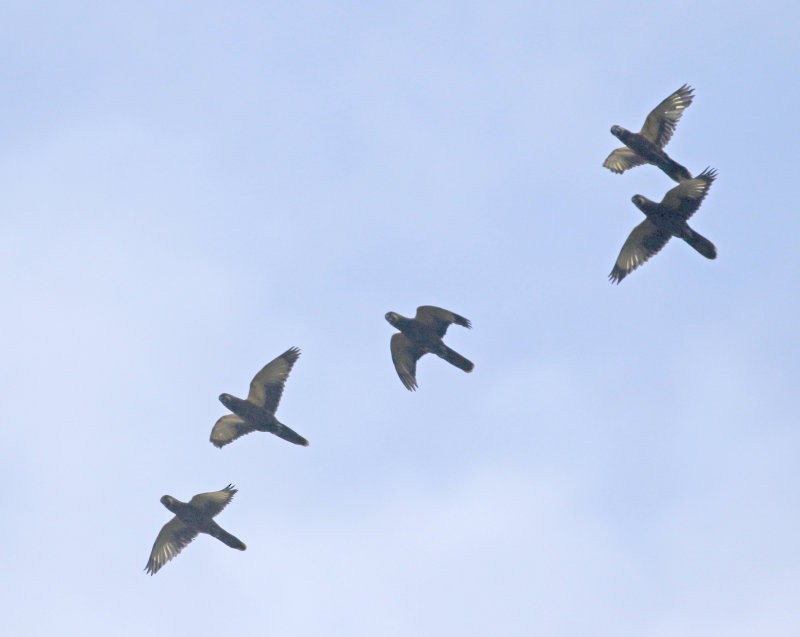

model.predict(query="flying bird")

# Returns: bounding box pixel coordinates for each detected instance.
[385,305,473,391]
[609,167,718,283]
[603,84,694,182]
[145,484,245,575]
[210,346,308,448]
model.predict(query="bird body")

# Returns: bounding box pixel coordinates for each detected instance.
[145,485,245,575]
[631,193,717,259]
[631,194,694,235]
[609,167,718,283]
[609,125,692,182]
[385,305,473,391]
[603,84,694,182]
[218,393,308,446]
[389,313,446,343]
[161,495,245,550]
[210,346,309,448]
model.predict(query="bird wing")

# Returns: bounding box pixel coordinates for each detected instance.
[609,220,672,283]
[660,167,717,221]
[390,333,424,391]
[639,84,694,148]
[415,306,471,337]
[247,347,301,412]
[602,146,648,174]
[144,517,199,575]
[210,414,256,448]
[188,484,238,517]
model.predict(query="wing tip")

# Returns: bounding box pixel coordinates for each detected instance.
[698,166,718,182]
[210,430,234,448]
[608,269,625,284]
[223,484,238,497]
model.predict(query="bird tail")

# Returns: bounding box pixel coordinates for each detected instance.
[209,524,247,551]
[684,229,717,259]
[664,160,692,182]
[438,345,474,373]
[271,421,310,447]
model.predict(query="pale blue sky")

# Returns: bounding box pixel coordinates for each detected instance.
[2,2,799,635]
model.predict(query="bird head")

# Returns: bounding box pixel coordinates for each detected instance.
[385,311,400,326]
[160,495,178,512]
[219,393,234,407]
[610,125,624,138]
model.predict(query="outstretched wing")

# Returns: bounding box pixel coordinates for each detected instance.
[188,484,238,518]
[639,84,694,148]
[210,414,256,448]
[609,220,672,284]
[390,333,425,391]
[602,146,648,174]
[144,517,198,575]
[603,146,647,174]
[660,166,717,221]
[414,306,471,337]
[247,347,301,412]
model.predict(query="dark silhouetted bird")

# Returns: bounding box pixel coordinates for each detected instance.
[609,167,718,283]
[145,484,245,575]
[385,305,473,391]
[603,84,694,182]
[210,346,308,448]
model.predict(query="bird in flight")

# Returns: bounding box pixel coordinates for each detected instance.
[145,484,245,575]
[385,305,474,391]
[609,167,718,283]
[603,84,694,182]
[210,346,308,448]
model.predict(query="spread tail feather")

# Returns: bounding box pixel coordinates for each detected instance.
[439,345,474,373]
[272,422,309,446]
[209,524,247,551]
[664,160,692,182]
[684,229,717,259]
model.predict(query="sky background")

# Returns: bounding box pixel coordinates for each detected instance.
[2,1,799,635]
